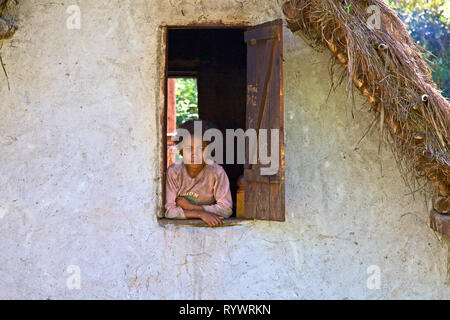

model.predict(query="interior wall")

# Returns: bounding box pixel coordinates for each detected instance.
[0,0,448,299]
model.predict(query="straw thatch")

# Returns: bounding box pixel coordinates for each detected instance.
[0,0,17,40]
[283,0,450,214]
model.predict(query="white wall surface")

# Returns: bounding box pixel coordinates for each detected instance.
[0,0,448,299]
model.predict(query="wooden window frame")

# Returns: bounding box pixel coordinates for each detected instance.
[158,22,285,226]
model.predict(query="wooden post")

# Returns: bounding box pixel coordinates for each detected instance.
[236,175,245,218]
[167,78,177,167]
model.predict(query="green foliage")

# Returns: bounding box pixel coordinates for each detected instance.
[388,0,450,97]
[388,0,447,13]
[175,78,199,127]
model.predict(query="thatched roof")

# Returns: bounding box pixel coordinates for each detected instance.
[0,0,17,40]
[283,0,450,215]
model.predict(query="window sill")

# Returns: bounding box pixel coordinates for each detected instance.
[158,217,254,227]
[430,209,450,236]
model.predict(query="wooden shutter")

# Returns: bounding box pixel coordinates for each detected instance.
[244,19,285,221]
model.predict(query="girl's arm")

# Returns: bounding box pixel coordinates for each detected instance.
[176,197,224,227]
[183,210,224,227]
[201,167,233,218]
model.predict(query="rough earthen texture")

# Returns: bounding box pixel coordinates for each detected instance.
[0,1,449,299]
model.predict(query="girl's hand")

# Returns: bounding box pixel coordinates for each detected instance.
[176,197,201,211]
[198,212,224,227]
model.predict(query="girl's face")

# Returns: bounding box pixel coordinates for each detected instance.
[181,136,207,167]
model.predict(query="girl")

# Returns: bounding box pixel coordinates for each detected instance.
[165,120,233,227]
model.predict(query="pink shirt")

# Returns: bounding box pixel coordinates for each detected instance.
[165,161,233,219]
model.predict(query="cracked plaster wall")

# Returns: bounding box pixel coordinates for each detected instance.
[0,0,449,299]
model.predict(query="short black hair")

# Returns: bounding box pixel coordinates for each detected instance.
[174,119,218,150]
[178,119,217,136]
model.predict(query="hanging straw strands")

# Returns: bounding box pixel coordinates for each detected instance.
[0,0,17,40]
[283,0,449,214]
